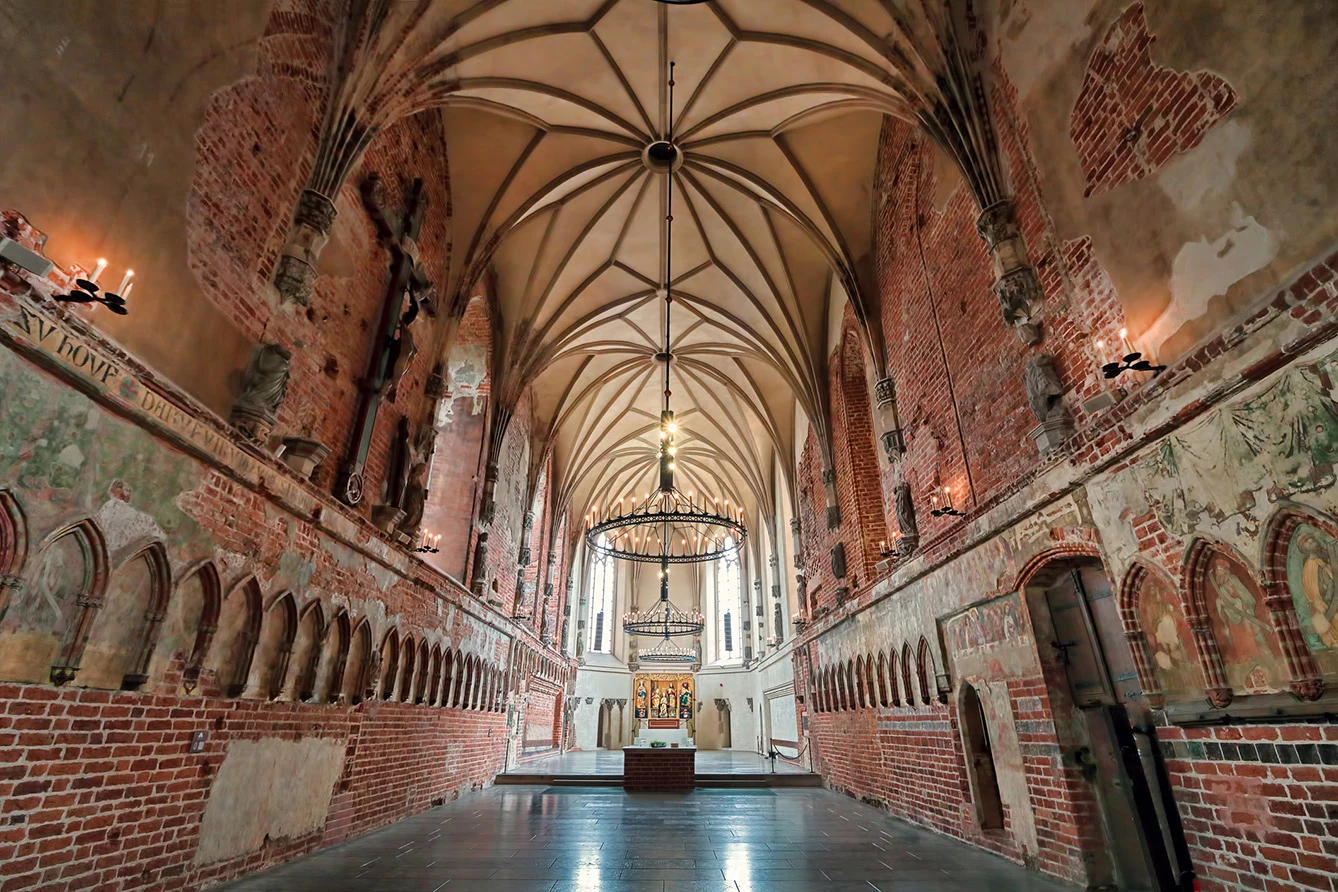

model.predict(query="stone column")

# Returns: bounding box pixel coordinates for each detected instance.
[976,201,1043,345]
[274,190,338,306]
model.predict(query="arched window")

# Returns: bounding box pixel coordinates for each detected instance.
[587,535,616,654]
[716,537,742,663]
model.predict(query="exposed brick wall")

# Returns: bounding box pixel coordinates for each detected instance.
[1158,724,1338,892]
[0,685,506,892]
[1070,2,1239,198]
[623,748,695,792]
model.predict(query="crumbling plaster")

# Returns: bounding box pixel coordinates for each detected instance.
[990,0,1338,361]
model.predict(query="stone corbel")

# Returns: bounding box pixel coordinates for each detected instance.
[478,463,499,525]
[976,201,1042,345]
[274,189,338,306]
[874,377,906,462]
[821,468,841,528]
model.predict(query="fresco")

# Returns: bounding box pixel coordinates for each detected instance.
[1135,572,1203,700]
[1286,522,1338,677]
[1204,552,1286,694]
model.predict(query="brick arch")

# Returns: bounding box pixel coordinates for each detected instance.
[1181,538,1283,707]
[874,650,889,707]
[854,655,867,709]
[413,638,431,703]
[427,644,444,705]
[176,560,222,695]
[108,540,173,692]
[1013,542,1106,594]
[1258,506,1335,700]
[1117,560,1181,708]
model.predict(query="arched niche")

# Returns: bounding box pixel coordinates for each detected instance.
[205,576,262,698]
[413,639,430,703]
[81,541,172,691]
[900,642,915,706]
[441,648,458,707]
[344,618,372,704]
[250,592,297,700]
[398,635,418,703]
[285,601,325,701]
[317,610,351,703]
[427,645,442,705]
[916,637,936,704]
[959,682,1006,831]
[854,656,867,708]
[885,648,901,706]
[1,518,108,686]
[160,560,221,695]
[1185,542,1288,697]
[379,629,400,700]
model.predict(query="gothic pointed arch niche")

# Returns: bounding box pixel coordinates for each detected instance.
[206,575,262,698]
[0,488,29,617]
[345,618,373,704]
[170,560,222,695]
[253,592,298,700]
[80,540,172,691]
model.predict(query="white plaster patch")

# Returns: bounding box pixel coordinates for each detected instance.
[1145,205,1280,355]
[97,497,167,555]
[993,0,1097,99]
[195,737,345,864]
[56,444,83,468]
[1158,119,1253,211]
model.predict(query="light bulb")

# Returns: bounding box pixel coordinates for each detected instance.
[668,422,678,433]
[1119,327,1128,339]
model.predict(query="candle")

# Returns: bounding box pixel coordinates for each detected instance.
[120,282,134,299]
[115,269,134,295]
[88,258,107,284]
[1119,327,1134,355]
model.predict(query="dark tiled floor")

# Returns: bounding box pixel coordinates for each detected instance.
[216,787,1076,892]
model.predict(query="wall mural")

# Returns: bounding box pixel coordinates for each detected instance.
[1286,522,1338,676]
[1204,552,1286,695]
[1136,572,1202,700]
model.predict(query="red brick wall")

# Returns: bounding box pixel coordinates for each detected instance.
[0,684,505,892]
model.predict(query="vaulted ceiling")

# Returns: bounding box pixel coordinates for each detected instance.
[392,0,971,534]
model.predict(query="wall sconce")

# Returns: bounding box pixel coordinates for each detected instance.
[414,530,440,554]
[878,530,904,559]
[1098,328,1163,380]
[929,485,964,518]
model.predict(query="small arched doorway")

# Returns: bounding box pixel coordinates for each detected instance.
[959,683,1004,830]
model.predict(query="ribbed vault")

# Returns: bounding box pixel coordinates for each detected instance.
[301,0,1005,539]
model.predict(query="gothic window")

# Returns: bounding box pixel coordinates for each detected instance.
[587,535,615,654]
[716,537,742,663]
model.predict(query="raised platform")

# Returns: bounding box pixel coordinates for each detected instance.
[497,749,823,788]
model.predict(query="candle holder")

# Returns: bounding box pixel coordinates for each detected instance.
[929,486,964,518]
[413,532,440,554]
[1101,351,1165,380]
[55,279,129,315]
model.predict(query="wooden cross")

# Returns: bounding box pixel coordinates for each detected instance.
[335,173,432,507]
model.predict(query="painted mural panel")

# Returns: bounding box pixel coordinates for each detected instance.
[1286,522,1338,677]
[1204,553,1286,694]
[1136,573,1203,700]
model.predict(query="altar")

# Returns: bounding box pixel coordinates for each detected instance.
[632,671,694,747]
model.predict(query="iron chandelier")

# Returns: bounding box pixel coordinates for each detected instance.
[636,634,697,665]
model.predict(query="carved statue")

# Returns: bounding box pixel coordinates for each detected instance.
[231,344,292,437]
[396,461,429,533]
[382,294,421,404]
[1024,354,1066,423]
[895,482,919,555]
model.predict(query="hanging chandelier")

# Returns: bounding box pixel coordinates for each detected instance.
[636,634,697,665]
